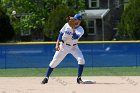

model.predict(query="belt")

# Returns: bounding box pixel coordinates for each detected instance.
[61,40,64,43]
[66,43,77,46]
[61,40,77,46]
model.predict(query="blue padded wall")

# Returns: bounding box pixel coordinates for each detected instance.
[0,42,140,68]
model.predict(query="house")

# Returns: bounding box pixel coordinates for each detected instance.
[81,0,125,41]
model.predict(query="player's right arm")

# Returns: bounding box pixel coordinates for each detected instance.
[55,40,60,51]
[55,32,63,51]
[55,23,66,51]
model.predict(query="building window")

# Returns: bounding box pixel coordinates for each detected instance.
[114,0,120,8]
[88,0,99,8]
[87,20,96,35]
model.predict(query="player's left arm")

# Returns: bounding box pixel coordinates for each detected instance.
[72,32,80,39]
[72,27,84,39]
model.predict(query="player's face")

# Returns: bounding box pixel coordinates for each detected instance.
[74,20,81,27]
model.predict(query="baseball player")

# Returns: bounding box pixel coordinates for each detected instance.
[41,14,85,84]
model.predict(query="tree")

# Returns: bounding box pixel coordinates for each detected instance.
[1,0,46,41]
[44,5,76,41]
[44,0,85,41]
[118,0,140,40]
[1,0,85,41]
[0,6,15,42]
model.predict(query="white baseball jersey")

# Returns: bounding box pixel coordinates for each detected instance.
[60,23,84,45]
[49,23,85,68]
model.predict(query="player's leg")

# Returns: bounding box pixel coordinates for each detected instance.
[42,49,68,84]
[71,46,85,84]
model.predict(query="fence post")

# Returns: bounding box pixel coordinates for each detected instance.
[4,45,7,69]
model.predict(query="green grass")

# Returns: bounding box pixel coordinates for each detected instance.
[0,67,140,77]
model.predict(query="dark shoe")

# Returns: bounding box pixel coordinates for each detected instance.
[77,77,83,84]
[41,78,48,84]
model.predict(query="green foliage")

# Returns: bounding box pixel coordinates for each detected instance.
[1,0,46,36]
[1,0,85,41]
[44,5,76,41]
[0,6,15,42]
[19,13,45,35]
[118,0,140,40]
[43,0,85,41]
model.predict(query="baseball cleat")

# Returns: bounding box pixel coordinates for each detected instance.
[77,77,84,84]
[41,78,48,84]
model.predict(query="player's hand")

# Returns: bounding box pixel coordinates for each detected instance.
[69,19,75,29]
[55,45,60,51]
[66,16,75,29]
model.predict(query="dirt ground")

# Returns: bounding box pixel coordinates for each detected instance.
[0,76,139,93]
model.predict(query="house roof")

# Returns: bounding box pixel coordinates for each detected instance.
[81,9,110,19]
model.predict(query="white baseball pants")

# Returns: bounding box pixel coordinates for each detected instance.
[49,43,85,68]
